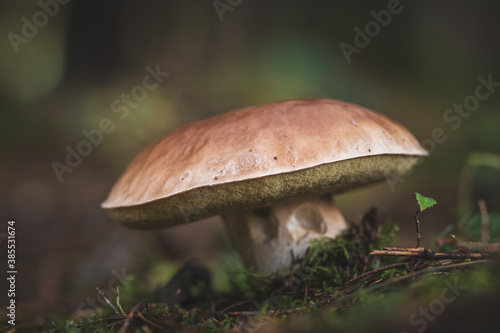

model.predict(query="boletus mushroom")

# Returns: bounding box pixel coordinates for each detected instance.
[102,99,427,274]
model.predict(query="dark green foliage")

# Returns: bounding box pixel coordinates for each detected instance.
[462,212,500,242]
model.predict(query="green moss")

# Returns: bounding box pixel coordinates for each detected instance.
[227,212,400,313]
[48,317,110,333]
[380,268,407,279]
[261,262,500,333]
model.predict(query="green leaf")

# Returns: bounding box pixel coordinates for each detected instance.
[415,193,437,212]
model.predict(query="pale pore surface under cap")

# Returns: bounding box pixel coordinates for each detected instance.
[102,99,427,229]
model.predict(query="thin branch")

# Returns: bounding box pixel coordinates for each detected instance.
[324,260,490,308]
[370,249,484,260]
[414,210,421,248]
[225,310,261,316]
[478,199,490,244]
[118,299,148,333]
[457,240,500,256]
[382,247,424,252]
[225,308,305,317]
[391,259,490,283]
[344,262,408,287]
[218,299,253,314]
[115,286,127,317]
[136,312,169,331]
[96,287,121,316]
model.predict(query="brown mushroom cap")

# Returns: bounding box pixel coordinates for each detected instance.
[102,99,427,229]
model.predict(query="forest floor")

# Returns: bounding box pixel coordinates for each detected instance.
[41,197,500,333]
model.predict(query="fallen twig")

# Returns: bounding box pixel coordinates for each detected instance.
[457,240,500,256]
[118,299,148,333]
[382,247,424,252]
[136,312,169,331]
[391,259,490,283]
[370,248,484,260]
[343,262,408,289]
[218,299,253,314]
[323,259,490,308]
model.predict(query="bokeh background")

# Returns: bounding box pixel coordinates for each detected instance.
[1,0,499,324]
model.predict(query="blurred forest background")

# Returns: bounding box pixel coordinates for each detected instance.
[0,0,499,324]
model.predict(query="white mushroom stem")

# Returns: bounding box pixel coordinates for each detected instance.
[221,194,347,275]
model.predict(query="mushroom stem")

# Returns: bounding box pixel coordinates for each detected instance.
[221,194,347,275]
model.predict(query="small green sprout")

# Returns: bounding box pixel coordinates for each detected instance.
[414,193,437,248]
[415,193,437,212]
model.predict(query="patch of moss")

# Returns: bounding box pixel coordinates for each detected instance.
[227,209,400,313]
[48,317,110,333]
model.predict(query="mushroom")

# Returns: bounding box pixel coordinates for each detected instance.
[102,99,427,274]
